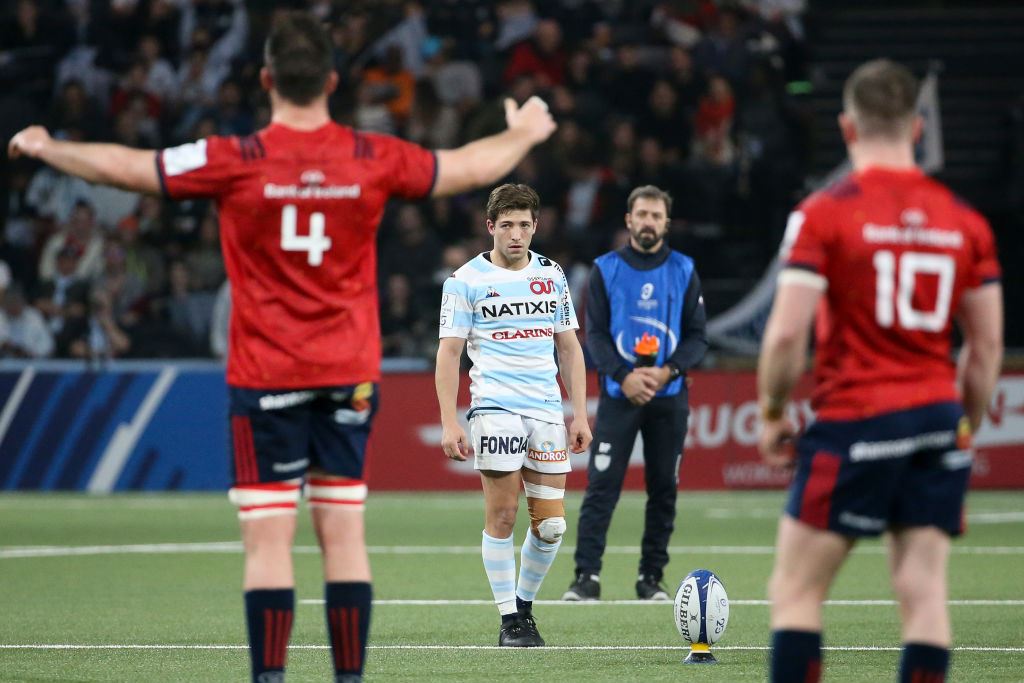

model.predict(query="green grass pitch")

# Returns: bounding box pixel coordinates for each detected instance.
[0,491,1022,681]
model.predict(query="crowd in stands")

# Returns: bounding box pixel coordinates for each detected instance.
[0,0,810,361]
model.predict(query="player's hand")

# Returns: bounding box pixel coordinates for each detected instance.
[8,126,52,160]
[504,96,556,144]
[621,370,658,406]
[758,416,797,468]
[568,417,593,454]
[440,423,474,461]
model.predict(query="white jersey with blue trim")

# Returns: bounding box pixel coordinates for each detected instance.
[438,251,579,424]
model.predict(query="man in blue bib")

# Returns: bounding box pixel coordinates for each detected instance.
[563,185,708,601]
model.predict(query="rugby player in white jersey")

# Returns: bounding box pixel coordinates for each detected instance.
[435,183,592,646]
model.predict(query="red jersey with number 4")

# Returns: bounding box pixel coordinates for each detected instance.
[157,122,436,388]
[782,167,1001,420]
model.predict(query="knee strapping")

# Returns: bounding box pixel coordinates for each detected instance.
[524,482,566,542]
[306,476,368,510]
[228,479,302,521]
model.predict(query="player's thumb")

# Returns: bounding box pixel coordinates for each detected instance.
[503,97,517,124]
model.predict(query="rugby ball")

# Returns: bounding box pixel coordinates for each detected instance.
[673,569,729,646]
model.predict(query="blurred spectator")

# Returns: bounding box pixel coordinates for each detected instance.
[406,80,460,149]
[210,280,230,359]
[69,288,130,361]
[209,79,253,136]
[111,62,162,120]
[691,8,750,86]
[0,0,73,102]
[503,19,567,88]
[166,260,217,354]
[494,0,539,51]
[25,164,92,225]
[2,166,38,287]
[379,205,441,291]
[651,0,713,49]
[362,46,416,125]
[380,273,424,357]
[0,284,54,358]
[370,1,430,78]
[117,216,166,296]
[666,46,705,112]
[138,35,178,104]
[38,200,104,282]
[608,44,655,119]
[179,0,248,68]
[93,240,146,327]
[33,245,90,356]
[47,80,107,140]
[695,75,736,140]
[639,80,692,162]
[426,39,483,113]
[185,212,226,292]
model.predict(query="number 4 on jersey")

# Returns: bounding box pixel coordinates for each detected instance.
[280,204,332,266]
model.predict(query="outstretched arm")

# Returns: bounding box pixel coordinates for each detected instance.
[432,96,556,197]
[9,127,161,195]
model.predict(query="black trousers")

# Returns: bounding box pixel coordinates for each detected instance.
[573,393,689,579]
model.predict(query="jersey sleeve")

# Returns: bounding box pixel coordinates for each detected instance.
[368,133,437,200]
[156,136,239,200]
[963,210,1002,288]
[439,276,474,339]
[553,263,579,333]
[778,196,830,290]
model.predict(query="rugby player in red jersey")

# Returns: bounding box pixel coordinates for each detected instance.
[9,12,556,682]
[756,59,1003,683]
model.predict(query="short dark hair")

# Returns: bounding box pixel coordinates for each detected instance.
[843,59,919,139]
[486,183,540,222]
[264,11,333,105]
[627,185,672,215]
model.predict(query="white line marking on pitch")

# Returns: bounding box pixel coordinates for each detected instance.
[4,542,1024,560]
[297,599,1024,607]
[0,644,1021,653]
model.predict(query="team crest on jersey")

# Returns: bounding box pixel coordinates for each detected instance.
[301,169,325,186]
[900,208,927,227]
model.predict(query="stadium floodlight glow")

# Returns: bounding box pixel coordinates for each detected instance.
[674,569,730,664]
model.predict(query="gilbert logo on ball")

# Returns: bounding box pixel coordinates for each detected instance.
[674,569,729,664]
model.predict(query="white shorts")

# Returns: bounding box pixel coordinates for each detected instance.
[469,412,572,474]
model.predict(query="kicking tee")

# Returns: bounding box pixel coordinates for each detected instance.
[439,251,578,424]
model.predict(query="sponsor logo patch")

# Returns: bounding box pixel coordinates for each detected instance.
[491,328,553,341]
[479,436,529,455]
[528,440,568,462]
[480,301,557,318]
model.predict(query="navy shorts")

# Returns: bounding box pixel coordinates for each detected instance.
[785,401,972,538]
[227,382,378,486]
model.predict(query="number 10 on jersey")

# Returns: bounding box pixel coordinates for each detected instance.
[873,249,955,332]
[281,204,332,266]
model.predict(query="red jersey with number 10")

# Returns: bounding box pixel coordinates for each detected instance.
[157,122,436,388]
[781,167,1001,420]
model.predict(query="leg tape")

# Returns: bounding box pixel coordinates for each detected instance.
[229,479,302,520]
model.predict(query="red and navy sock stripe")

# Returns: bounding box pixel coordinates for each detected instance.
[244,589,294,681]
[325,582,372,676]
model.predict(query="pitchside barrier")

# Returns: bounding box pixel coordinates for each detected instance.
[0,361,1021,492]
